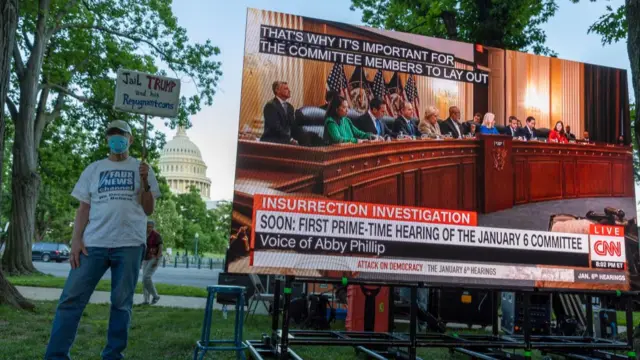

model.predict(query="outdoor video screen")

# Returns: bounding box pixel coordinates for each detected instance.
[227,8,638,291]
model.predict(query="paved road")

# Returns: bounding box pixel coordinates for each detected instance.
[34,261,222,288]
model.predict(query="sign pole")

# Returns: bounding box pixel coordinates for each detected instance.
[142,114,148,162]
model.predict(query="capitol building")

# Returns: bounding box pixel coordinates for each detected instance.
[159,126,212,200]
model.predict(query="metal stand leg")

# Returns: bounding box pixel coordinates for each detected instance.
[409,287,417,360]
[388,286,395,333]
[626,296,634,359]
[236,290,247,360]
[586,295,593,337]
[491,290,499,337]
[271,277,282,339]
[194,289,216,360]
[523,292,531,359]
[279,276,293,360]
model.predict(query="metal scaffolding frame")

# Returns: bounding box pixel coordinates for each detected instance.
[244,276,638,360]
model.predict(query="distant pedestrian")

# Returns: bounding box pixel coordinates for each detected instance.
[141,220,163,305]
[44,120,161,360]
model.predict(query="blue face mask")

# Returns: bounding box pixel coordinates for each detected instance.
[108,135,129,154]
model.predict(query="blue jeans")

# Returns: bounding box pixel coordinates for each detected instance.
[44,245,144,360]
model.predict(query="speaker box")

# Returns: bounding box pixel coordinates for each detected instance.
[429,289,493,327]
[267,277,305,299]
[501,292,551,335]
[594,308,618,339]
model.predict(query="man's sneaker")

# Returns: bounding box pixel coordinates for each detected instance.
[151,296,160,305]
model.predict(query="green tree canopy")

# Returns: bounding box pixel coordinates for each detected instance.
[3,0,222,274]
[570,0,627,45]
[350,0,559,55]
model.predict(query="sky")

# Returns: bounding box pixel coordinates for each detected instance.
[163,0,630,202]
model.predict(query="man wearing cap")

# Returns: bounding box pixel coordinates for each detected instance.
[141,220,163,305]
[45,120,161,360]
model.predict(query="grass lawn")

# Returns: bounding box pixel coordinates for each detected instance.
[11,274,640,328]
[8,274,208,298]
[616,311,640,327]
[0,301,555,360]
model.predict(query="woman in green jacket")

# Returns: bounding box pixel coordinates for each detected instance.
[323,96,374,144]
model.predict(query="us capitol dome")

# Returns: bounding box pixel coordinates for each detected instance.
[159,126,212,200]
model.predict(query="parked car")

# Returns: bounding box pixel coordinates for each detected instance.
[32,242,70,263]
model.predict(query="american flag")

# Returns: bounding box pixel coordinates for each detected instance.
[404,74,420,118]
[386,72,404,118]
[371,69,391,116]
[327,63,351,104]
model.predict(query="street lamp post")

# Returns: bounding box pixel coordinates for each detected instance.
[194,232,199,257]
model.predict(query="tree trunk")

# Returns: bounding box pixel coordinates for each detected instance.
[0,268,34,309]
[2,126,40,274]
[0,0,34,309]
[628,1,640,154]
[1,0,49,275]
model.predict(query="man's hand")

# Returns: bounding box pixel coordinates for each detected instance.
[70,238,88,269]
[139,162,150,187]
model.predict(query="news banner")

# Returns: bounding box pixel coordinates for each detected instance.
[249,195,629,289]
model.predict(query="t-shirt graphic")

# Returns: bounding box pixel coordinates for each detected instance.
[72,157,161,248]
[98,170,135,193]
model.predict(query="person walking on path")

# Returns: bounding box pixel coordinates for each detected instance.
[141,220,163,305]
[44,120,161,360]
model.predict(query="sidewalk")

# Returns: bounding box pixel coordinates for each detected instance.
[15,286,269,314]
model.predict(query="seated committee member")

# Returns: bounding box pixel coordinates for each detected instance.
[418,106,442,138]
[517,116,536,140]
[565,125,577,141]
[463,112,482,134]
[479,112,500,135]
[505,116,520,137]
[548,121,569,144]
[393,101,420,137]
[261,81,321,146]
[440,106,465,138]
[583,131,590,143]
[354,98,396,138]
[324,96,374,144]
[468,123,478,137]
[473,112,482,125]
[320,90,339,110]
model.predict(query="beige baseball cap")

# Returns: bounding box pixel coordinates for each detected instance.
[106,120,132,134]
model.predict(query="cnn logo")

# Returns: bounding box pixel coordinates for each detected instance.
[593,240,621,256]
[590,238,625,262]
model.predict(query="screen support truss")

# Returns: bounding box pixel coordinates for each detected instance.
[244,276,637,360]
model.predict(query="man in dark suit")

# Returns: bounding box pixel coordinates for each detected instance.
[261,81,321,146]
[393,101,419,137]
[439,106,465,138]
[517,116,536,140]
[354,98,396,138]
[565,125,576,141]
[505,115,520,137]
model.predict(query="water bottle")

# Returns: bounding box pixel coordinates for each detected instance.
[222,304,228,319]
